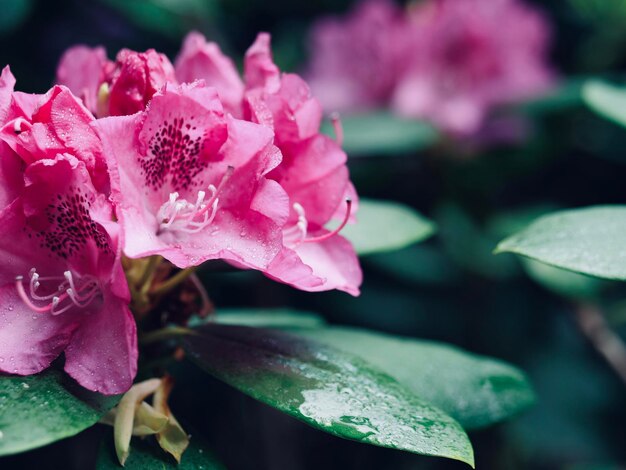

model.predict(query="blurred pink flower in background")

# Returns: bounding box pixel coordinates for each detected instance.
[308,0,555,135]
[308,0,412,113]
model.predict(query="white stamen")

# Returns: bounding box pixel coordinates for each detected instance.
[157,185,220,235]
[15,268,102,315]
[283,202,309,247]
[283,199,352,247]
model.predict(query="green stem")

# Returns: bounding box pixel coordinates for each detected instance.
[138,256,162,293]
[139,326,196,345]
[150,267,196,297]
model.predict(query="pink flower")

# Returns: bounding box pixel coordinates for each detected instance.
[55,46,177,117]
[56,45,109,115]
[392,0,554,134]
[0,66,26,208]
[307,0,554,135]
[106,48,177,117]
[0,155,137,395]
[307,0,412,113]
[93,81,288,270]
[243,34,362,295]
[175,32,245,117]
[0,85,109,193]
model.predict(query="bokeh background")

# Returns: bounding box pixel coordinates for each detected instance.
[2,0,626,468]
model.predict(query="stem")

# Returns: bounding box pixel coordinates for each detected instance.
[574,303,626,386]
[139,326,196,345]
[150,267,196,297]
[138,256,162,293]
[189,272,213,317]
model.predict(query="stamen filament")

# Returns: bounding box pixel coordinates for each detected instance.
[157,166,234,235]
[15,277,52,313]
[303,198,352,244]
[330,112,344,147]
[15,269,102,315]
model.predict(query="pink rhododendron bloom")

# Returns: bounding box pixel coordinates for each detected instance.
[175,32,245,117]
[0,155,137,395]
[308,0,412,113]
[106,48,177,117]
[0,66,26,208]
[56,46,177,117]
[243,34,362,296]
[308,0,554,135]
[392,0,554,134]
[94,81,288,270]
[0,85,109,192]
[56,45,109,115]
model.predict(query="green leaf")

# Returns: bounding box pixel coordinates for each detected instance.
[583,80,626,128]
[437,204,518,279]
[520,258,608,300]
[0,368,119,456]
[291,327,535,430]
[520,78,584,115]
[335,198,436,256]
[496,206,626,280]
[210,308,325,329]
[97,434,224,469]
[366,245,460,286]
[184,325,474,467]
[320,111,438,157]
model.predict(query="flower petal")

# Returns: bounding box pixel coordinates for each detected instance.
[265,234,362,296]
[55,45,109,114]
[175,31,245,116]
[0,285,79,375]
[64,295,138,395]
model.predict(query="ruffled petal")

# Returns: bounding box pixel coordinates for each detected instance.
[64,294,137,395]
[265,234,362,296]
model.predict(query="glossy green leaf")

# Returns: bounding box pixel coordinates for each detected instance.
[583,80,626,128]
[184,325,474,467]
[97,434,224,469]
[335,198,436,256]
[211,308,325,329]
[291,327,535,430]
[320,111,438,157]
[0,368,119,456]
[496,206,626,280]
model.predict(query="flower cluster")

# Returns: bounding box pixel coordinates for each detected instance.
[0,33,361,395]
[308,0,555,135]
